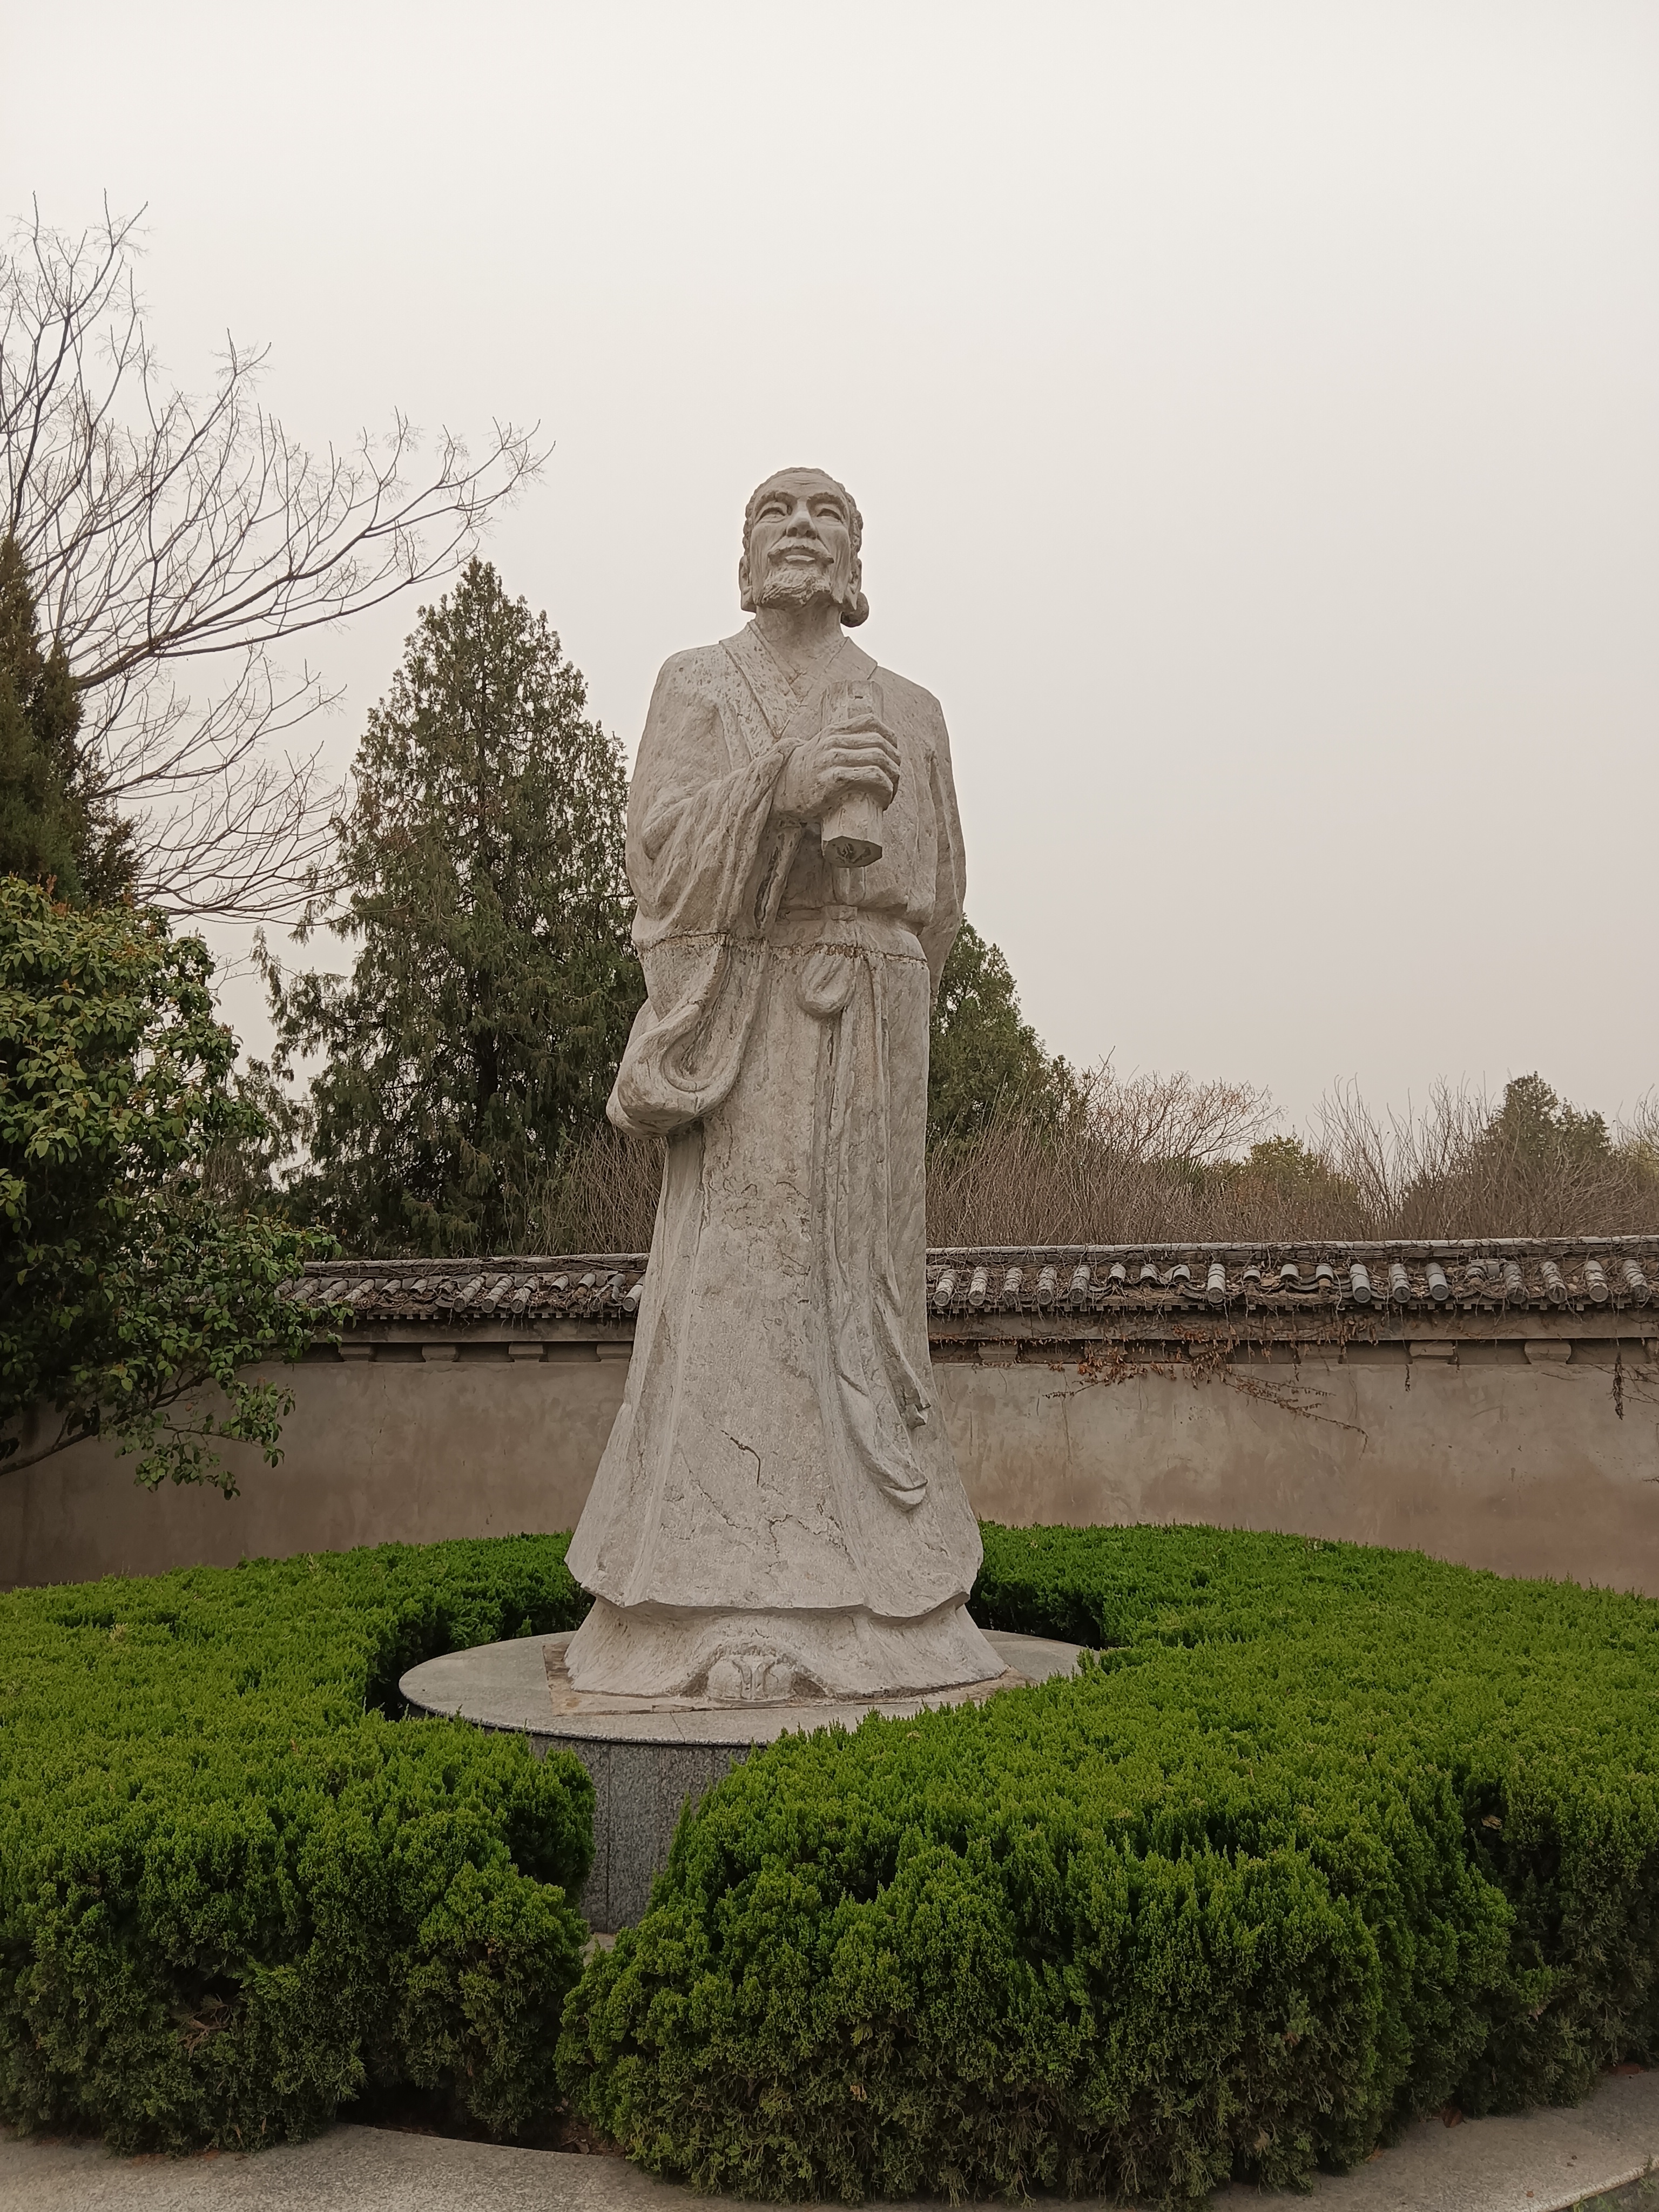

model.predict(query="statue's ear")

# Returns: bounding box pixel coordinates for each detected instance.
[840,556,869,627]
[738,554,756,614]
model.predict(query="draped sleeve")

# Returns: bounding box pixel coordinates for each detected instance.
[608,649,802,1137]
[914,687,967,995]
[626,651,798,949]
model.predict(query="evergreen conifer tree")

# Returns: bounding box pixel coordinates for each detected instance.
[928,919,1068,1144]
[0,537,132,903]
[266,560,642,1253]
[1481,1072,1611,1166]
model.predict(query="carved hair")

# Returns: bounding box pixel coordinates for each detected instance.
[739,468,869,627]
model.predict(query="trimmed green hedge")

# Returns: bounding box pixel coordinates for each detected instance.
[9,1523,1656,2195]
[0,1535,592,2150]
[559,1525,1659,2208]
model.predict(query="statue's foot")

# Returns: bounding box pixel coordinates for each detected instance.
[702,1645,819,1703]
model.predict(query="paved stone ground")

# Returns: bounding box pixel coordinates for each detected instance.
[2,2073,1654,2212]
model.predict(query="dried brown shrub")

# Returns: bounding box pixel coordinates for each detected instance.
[929,1073,1659,1248]
[504,1127,663,1256]
[483,1072,1659,1258]
[925,1069,1287,1247]
[1312,1083,1659,1242]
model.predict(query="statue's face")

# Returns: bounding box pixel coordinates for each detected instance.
[741,471,857,613]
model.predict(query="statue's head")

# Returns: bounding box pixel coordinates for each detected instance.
[738,467,869,628]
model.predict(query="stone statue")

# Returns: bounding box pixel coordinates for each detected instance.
[563,469,1002,1704]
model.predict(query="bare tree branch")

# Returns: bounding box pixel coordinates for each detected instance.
[1,200,547,918]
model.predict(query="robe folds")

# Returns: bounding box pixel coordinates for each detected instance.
[563,622,1000,1702]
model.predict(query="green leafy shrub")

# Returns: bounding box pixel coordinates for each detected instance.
[559,1525,1659,2208]
[0,876,333,1493]
[0,1533,594,2151]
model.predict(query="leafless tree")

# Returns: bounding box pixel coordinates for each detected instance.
[1,202,545,918]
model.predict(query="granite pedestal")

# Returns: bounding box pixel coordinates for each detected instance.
[400,1628,1083,1930]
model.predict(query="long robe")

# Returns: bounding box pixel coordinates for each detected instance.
[562,622,997,1701]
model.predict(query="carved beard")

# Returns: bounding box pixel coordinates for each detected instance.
[752,554,852,614]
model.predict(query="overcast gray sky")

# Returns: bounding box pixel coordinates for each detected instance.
[6,1,1657,1131]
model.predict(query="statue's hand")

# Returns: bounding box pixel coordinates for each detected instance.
[775,716,900,821]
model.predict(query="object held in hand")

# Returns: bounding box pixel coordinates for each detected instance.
[820,792,885,867]
[819,678,888,866]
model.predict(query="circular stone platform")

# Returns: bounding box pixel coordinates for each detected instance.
[401,1628,1084,1931]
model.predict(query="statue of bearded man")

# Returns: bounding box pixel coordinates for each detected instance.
[563,468,1001,1703]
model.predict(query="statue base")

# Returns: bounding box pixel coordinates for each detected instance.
[562,1594,1005,1703]
[400,1627,1083,1930]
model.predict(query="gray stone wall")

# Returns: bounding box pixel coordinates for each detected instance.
[4,1321,1655,1596]
[945,1338,1657,1596]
